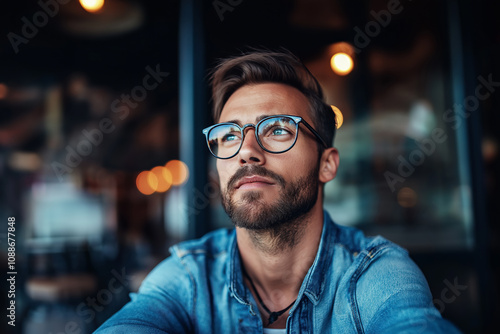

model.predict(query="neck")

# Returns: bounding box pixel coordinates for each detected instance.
[236,204,324,327]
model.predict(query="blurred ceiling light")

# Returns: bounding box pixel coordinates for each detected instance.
[136,171,158,195]
[62,0,144,37]
[0,83,8,99]
[166,160,189,186]
[331,105,343,129]
[79,0,105,13]
[330,52,354,76]
[151,166,173,193]
[327,42,355,76]
[397,187,418,208]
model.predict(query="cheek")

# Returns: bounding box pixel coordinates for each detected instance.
[283,146,317,170]
[295,143,320,167]
[216,160,233,188]
[288,159,319,183]
[268,154,314,184]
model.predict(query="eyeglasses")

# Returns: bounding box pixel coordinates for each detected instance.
[202,115,328,159]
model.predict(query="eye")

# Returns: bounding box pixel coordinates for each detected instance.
[271,127,291,136]
[259,118,296,139]
[222,134,236,142]
[222,132,240,143]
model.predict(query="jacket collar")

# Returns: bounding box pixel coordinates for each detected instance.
[228,211,337,307]
[300,211,337,305]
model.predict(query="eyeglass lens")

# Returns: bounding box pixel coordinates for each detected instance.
[207,116,299,158]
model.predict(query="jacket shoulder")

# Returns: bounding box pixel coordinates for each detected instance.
[332,220,404,257]
[170,227,235,259]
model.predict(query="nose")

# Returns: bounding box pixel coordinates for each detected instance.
[237,126,265,166]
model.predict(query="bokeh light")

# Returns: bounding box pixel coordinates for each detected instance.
[151,166,173,193]
[331,105,343,129]
[397,187,418,208]
[136,171,158,195]
[330,52,354,76]
[79,0,105,13]
[0,83,8,99]
[166,160,189,186]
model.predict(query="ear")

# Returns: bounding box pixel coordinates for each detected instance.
[319,147,339,183]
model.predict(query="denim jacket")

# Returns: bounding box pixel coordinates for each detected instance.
[96,211,460,333]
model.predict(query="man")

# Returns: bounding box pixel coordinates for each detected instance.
[96,50,460,333]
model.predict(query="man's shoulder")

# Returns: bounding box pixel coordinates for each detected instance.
[328,220,425,304]
[169,227,235,260]
[329,218,406,258]
[140,228,235,290]
[324,221,459,333]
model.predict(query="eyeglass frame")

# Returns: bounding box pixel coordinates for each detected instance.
[202,114,329,159]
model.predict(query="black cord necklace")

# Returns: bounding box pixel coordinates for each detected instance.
[242,269,296,325]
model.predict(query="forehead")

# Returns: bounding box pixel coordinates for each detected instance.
[219,83,312,124]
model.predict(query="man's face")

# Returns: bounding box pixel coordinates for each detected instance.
[216,83,323,230]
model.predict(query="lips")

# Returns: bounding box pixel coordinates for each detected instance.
[235,175,275,189]
[226,166,285,193]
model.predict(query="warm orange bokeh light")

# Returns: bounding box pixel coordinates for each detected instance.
[331,105,344,129]
[166,160,189,186]
[330,52,354,76]
[397,187,418,208]
[0,83,8,99]
[79,0,105,13]
[136,171,158,195]
[151,166,173,193]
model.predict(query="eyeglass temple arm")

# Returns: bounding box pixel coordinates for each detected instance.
[300,120,329,148]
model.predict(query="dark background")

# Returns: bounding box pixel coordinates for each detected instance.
[0,0,499,333]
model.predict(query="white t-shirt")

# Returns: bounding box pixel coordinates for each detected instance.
[263,328,286,334]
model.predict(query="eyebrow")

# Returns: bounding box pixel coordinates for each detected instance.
[224,114,273,126]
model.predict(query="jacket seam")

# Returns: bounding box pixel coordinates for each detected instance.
[348,242,393,334]
[174,247,228,259]
[364,287,427,332]
[176,255,197,331]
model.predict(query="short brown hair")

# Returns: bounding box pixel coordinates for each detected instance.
[210,49,337,147]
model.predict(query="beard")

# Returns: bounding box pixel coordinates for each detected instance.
[221,164,319,253]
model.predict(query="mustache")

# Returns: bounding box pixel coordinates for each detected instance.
[226,165,286,191]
